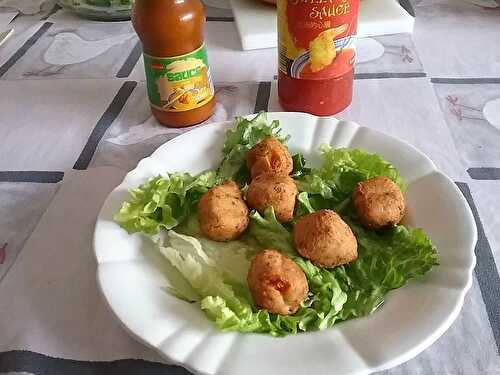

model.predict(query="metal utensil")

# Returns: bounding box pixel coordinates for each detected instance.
[0,29,14,47]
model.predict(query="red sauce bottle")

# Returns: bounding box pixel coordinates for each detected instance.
[277,0,360,116]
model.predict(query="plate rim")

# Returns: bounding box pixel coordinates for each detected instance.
[94,112,477,375]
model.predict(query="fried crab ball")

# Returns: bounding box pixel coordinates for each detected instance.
[246,173,298,223]
[293,209,358,268]
[247,249,308,315]
[246,137,293,179]
[352,176,406,230]
[198,181,249,242]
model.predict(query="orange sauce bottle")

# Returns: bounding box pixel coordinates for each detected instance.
[133,0,215,127]
[277,0,359,116]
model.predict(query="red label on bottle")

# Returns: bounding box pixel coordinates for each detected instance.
[278,0,359,80]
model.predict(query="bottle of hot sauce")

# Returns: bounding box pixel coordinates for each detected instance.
[277,0,359,116]
[133,0,215,128]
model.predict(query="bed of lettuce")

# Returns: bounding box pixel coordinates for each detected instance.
[114,113,439,336]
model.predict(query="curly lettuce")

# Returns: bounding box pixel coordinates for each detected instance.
[250,205,438,324]
[293,149,438,321]
[248,208,296,256]
[334,219,439,320]
[296,146,407,210]
[216,112,290,184]
[159,215,347,336]
[115,114,439,336]
[318,145,406,192]
[114,113,286,235]
[113,171,216,235]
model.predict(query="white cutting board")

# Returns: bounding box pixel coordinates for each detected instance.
[231,0,415,50]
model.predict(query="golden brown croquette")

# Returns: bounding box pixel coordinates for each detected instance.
[198,181,249,241]
[246,173,298,223]
[246,137,293,179]
[293,209,358,268]
[352,176,406,229]
[247,249,308,315]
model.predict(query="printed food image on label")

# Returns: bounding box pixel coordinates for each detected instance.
[143,44,214,112]
[278,0,358,80]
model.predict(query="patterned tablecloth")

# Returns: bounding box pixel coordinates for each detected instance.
[0,0,499,374]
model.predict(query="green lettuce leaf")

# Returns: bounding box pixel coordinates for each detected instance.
[296,146,407,207]
[114,171,216,235]
[158,231,252,314]
[116,115,439,337]
[248,208,296,256]
[292,147,438,321]
[334,217,439,320]
[318,145,407,193]
[247,208,348,332]
[115,113,288,234]
[248,205,437,324]
[216,113,289,184]
[159,219,347,336]
[178,214,257,289]
[291,153,311,178]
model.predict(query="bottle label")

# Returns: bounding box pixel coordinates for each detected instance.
[143,44,214,112]
[278,0,359,80]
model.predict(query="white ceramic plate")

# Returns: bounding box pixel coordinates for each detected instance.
[94,112,477,375]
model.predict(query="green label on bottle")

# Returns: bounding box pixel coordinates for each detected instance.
[143,44,214,112]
